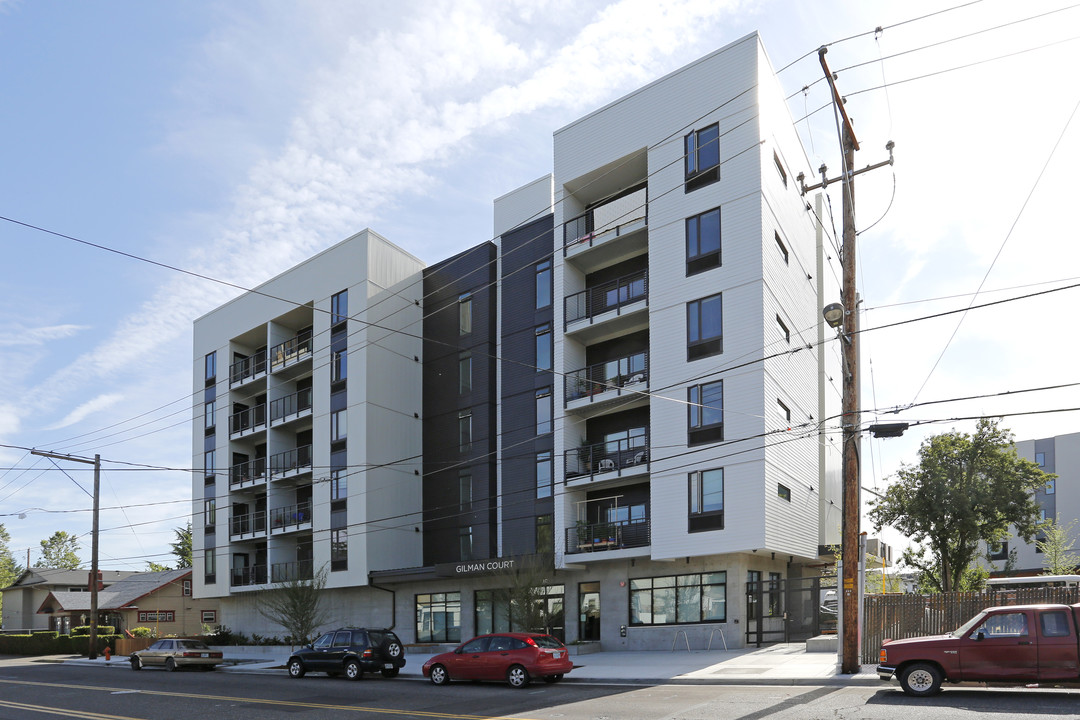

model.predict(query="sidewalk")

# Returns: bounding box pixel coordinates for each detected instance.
[60,644,883,687]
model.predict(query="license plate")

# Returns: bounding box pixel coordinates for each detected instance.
[384,663,393,669]
[201,653,209,658]
[553,651,562,659]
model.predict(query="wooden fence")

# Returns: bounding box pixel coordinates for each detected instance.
[862,587,1080,659]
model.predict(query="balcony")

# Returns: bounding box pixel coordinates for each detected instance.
[271,559,314,583]
[229,458,267,490]
[229,511,266,540]
[563,187,648,274]
[269,502,313,534]
[270,331,312,373]
[564,271,648,344]
[230,564,268,587]
[566,518,650,555]
[565,351,648,413]
[229,404,266,438]
[269,388,313,427]
[269,445,312,479]
[565,434,649,487]
[230,352,267,386]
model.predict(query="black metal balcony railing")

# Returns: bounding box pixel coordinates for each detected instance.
[230,352,267,385]
[566,518,650,554]
[229,404,266,435]
[229,458,267,487]
[271,559,314,583]
[270,502,312,530]
[270,332,313,371]
[565,434,648,479]
[564,270,647,325]
[269,445,313,477]
[565,351,648,404]
[270,387,313,424]
[229,511,266,536]
[230,564,268,587]
[562,186,647,248]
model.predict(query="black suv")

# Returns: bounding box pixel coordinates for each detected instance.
[287,628,406,680]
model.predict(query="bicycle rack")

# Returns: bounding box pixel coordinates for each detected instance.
[707,627,728,651]
[671,629,691,652]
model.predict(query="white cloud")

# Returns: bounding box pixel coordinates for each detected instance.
[45,393,124,431]
[0,324,87,347]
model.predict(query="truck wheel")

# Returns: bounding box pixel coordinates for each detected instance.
[345,659,363,680]
[287,658,306,678]
[899,663,942,697]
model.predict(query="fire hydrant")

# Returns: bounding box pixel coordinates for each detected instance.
[104,647,111,662]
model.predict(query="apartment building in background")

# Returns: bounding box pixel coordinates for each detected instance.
[192,32,843,649]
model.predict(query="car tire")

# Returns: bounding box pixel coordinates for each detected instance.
[542,674,563,683]
[130,657,142,671]
[899,662,943,697]
[506,664,530,689]
[344,659,363,680]
[288,659,306,678]
[429,664,450,686]
[380,668,399,678]
[165,658,177,673]
[380,638,404,663]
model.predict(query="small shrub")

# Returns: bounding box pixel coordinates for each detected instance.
[71,625,115,637]
[129,627,156,638]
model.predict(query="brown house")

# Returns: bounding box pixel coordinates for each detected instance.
[36,569,220,636]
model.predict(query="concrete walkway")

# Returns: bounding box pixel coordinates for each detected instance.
[56,644,883,687]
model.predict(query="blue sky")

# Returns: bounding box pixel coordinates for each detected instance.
[2,0,1079,571]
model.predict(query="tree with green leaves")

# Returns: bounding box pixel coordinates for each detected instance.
[170,523,192,568]
[868,418,1050,593]
[257,565,331,646]
[1038,516,1080,575]
[502,552,557,634]
[0,524,25,617]
[145,561,171,572]
[39,530,82,569]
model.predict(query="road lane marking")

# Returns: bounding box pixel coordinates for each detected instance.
[0,698,145,720]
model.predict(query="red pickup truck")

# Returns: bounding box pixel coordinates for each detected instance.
[878,603,1080,696]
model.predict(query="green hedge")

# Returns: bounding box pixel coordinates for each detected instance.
[71,625,116,636]
[0,632,121,656]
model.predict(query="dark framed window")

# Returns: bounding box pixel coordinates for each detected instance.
[536,260,552,309]
[773,151,787,187]
[687,293,723,360]
[459,526,473,561]
[775,232,789,264]
[458,410,472,452]
[536,514,553,553]
[688,380,723,445]
[748,570,761,621]
[331,289,348,325]
[204,401,216,431]
[988,540,1008,561]
[459,352,472,394]
[204,498,216,527]
[777,399,791,425]
[535,324,552,372]
[205,352,216,384]
[332,350,347,382]
[686,207,721,275]
[459,293,472,335]
[204,548,215,584]
[688,468,724,532]
[201,610,216,623]
[630,572,726,625]
[331,469,347,501]
[331,528,348,571]
[331,409,347,441]
[1036,452,1046,467]
[536,451,552,499]
[416,592,461,643]
[777,483,791,502]
[685,122,720,190]
[204,450,216,479]
[536,388,552,435]
[776,314,790,343]
[768,572,782,616]
[459,471,472,506]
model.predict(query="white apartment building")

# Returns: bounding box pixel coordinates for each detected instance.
[192,32,843,649]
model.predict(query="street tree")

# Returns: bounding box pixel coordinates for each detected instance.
[0,524,24,616]
[170,524,192,568]
[502,552,557,634]
[868,418,1049,593]
[257,565,331,646]
[39,531,82,569]
[1038,516,1080,575]
[145,562,171,572]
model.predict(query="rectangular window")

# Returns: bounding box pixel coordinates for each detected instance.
[459,471,472,506]
[204,549,215,582]
[183,580,192,597]
[536,514,553,553]
[1036,452,1046,467]
[767,572,782,617]
[458,410,472,453]
[536,388,552,435]
[988,540,1009,561]
[778,483,791,502]
[331,469,347,501]
[536,451,552,499]
[331,289,348,325]
[535,261,552,309]
[776,315,790,343]
[204,401,216,431]
[331,529,348,571]
[775,232,789,264]
[686,207,721,275]
[685,122,720,190]
[204,450,216,479]
[689,468,724,532]
[138,611,175,623]
[777,399,791,424]
[205,352,216,383]
[204,498,216,527]
[331,350,347,382]
[459,294,472,335]
[459,526,473,561]
[630,572,726,625]
[201,610,216,624]
[688,380,723,445]
[458,352,472,394]
[535,324,552,372]
[747,570,761,621]
[1046,478,1056,495]
[773,150,787,187]
[331,409,347,441]
[416,592,462,643]
[687,293,723,360]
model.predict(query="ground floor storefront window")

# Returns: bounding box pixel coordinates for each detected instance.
[416,592,461,643]
[629,572,726,625]
[475,585,565,641]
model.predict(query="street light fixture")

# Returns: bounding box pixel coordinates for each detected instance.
[822,303,845,329]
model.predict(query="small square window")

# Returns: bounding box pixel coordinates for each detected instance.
[201,610,216,623]
[777,484,791,502]
[183,580,192,597]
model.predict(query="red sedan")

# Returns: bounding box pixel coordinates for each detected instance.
[422,633,573,688]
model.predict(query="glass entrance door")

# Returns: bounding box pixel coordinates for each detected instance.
[579,582,600,641]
